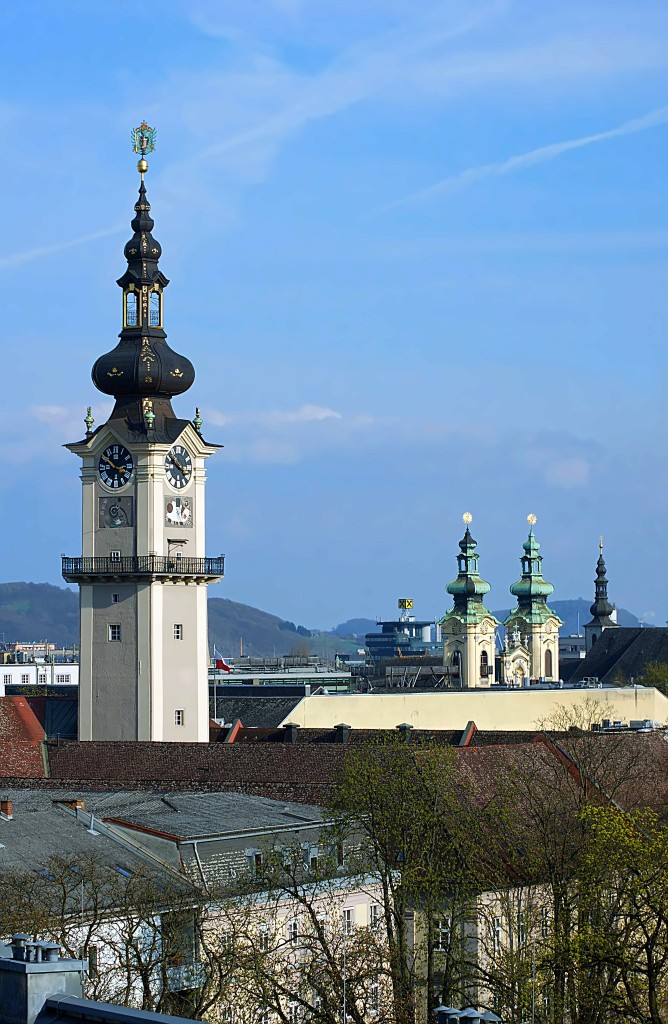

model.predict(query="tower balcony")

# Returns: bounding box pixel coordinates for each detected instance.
[62,555,224,584]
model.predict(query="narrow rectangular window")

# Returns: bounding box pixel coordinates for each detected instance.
[21,673,30,684]
[174,623,183,640]
[174,709,184,727]
[3,674,10,685]
[112,593,120,604]
[370,982,380,1013]
[370,904,381,931]
[109,550,121,562]
[492,916,503,955]
[287,919,299,945]
[343,908,353,936]
[433,917,451,951]
[108,624,121,642]
[541,906,550,939]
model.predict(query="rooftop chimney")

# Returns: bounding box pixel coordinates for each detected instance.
[282,722,300,744]
[0,799,13,820]
[334,723,351,744]
[396,723,413,743]
[0,933,87,1024]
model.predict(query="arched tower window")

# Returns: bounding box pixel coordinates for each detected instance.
[125,291,138,326]
[451,650,461,672]
[480,649,489,677]
[545,648,553,678]
[149,290,161,326]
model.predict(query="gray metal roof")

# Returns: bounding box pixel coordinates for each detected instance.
[96,790,323,840]
[209,695,304,728]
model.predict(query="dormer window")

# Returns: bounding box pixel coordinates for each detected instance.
[149,290,161,326]
[125,291,138,326]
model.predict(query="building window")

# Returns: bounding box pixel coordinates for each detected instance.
[541,907,550,939]
[480,650,489,677]
[108,624,121,642]
[112,593,120,604]
[343,908,353,936]
[21,673,30,685]
[287,1003,299,1024]
[258,924,270,952]
[258,1010,272,1024]
[110,550,121,562]
[80,944,99,979]
[287,918,299,945]
[545,648,553,678]
[433,917,451,952]
[369,904,382,932]
[174,709,184,727]
[492,916,503,955]
[370,982,380,1013]
[150,290,161,326]
[3,674,10,685]
[221,1007,234,1024]
[174,623,183,640]
[518,915,527,946]
[56,674,71,684]
[125,291,138,326]
[38,674,47,684]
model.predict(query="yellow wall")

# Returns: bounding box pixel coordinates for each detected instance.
[282,687,668,732]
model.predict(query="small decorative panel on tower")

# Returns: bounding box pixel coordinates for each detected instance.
[63,124,223,743]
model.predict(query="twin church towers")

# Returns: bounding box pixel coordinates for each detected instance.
[63,125,223,741]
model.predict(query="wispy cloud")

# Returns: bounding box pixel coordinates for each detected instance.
[385,106,668,209]
[0,225,124,272]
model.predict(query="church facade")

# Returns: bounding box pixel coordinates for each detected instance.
[441,515,562,688]
[63,126,223,742]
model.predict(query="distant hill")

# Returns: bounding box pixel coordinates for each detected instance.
[333,600,642,642]
[491,599,641,636]
[0,583,358,660]
[0,582,79,647]
[0,584,645,659]
[331,618,377,639]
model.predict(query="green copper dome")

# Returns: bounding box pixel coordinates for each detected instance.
[505,523,559,627]
[440,521,498,627]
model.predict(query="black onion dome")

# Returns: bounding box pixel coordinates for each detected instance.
[92,176,195,401]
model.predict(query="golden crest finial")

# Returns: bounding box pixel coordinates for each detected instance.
[463,512,473,525]
[527,513,537,527]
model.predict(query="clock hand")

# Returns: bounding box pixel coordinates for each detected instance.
[102,454,120,471]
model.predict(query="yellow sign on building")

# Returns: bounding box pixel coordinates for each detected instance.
[398,599,413,609]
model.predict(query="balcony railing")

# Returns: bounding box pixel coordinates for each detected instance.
[165,960,206,992]
[62,555,224,583]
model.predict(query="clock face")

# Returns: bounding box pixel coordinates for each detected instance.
[165,444,192,489]
[98,444,134,489]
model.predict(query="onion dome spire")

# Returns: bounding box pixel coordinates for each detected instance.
[443,513,497,623]
[91,123,195,433]
[506,514,557,624]
[586,537,616,627]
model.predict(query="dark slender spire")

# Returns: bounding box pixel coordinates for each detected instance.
[587,537,616,627]
[91,124,195,432]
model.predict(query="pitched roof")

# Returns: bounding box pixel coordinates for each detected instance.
[210,695,304,728]
[569,627,668,684]
[0,697,46,779]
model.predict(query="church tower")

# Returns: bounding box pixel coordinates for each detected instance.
[63,124,223,742]
[440,514,499,688]
[504,515,561,681]
[584,538,618,652]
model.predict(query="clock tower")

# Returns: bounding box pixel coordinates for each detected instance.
[63,124,223,742]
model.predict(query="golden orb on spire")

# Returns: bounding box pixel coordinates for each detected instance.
[463,512,473,525]
[527,513,537,527]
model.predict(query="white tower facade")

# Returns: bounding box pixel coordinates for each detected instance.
[63,128,223,742]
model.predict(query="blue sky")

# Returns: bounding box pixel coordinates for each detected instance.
[1,0,667,628]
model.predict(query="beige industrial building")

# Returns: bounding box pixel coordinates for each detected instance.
[279,685,668,732]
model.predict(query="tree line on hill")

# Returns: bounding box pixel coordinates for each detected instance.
[3,702,668,1023]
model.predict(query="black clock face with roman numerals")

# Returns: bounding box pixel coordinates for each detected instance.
[98,444,134,489]
[165,444,192,489]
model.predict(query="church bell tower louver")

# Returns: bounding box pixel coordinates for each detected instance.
[63,124,223,742]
